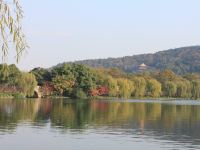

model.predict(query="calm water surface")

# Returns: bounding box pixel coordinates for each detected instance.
[0,99,200,150]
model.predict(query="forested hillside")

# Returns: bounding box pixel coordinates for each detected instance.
[60,46,200,74]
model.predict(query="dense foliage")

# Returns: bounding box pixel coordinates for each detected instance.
[31,64,200,99]
[57,46,200,75]
[0,64,37,97]
[0,63,199,99]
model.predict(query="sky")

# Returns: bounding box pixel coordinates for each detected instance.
[6,0,200,70]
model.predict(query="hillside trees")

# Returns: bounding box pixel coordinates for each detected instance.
[71,46,200,75]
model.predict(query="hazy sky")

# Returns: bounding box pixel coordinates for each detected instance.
[7,0,200,70]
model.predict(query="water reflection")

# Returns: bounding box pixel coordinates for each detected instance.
[0,99,200,149]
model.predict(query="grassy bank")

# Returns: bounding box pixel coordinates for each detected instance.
[0,93,25,99]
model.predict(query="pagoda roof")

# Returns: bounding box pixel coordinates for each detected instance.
[139,63,147,67]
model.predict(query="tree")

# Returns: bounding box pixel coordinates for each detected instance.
[157,69,177,83]
[163,81,177,97]
[52,75,75,96]
[51,64,73,77]
[0,0,28,62]
[104,76,118,97]
[31,68,51,86]
[117,78,134,98]
[71,64,97,94]
[132,77,146,97]
[176,80,191,98]
[191,80,200,99]
[146,79,162,98]
[17,72,37,97]
[0,64,21,85]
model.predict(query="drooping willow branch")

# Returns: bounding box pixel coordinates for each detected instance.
[0,0,28,63]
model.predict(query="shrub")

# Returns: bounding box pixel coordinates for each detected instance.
[12,93,25,99]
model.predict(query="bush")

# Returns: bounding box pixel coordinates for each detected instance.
[12,93,25,99]
[0,93,13,98]
[0,92,25,99]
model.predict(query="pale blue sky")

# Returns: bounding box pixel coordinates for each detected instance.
[8,0,200,70]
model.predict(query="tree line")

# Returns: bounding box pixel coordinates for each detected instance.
[0,63,199,99]
[31,64,200,99]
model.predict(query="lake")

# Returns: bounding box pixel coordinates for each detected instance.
[0,99,200,150]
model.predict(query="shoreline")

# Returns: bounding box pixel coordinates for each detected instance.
[0,94,199,100]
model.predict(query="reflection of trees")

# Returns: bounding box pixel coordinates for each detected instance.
[0,99,200,143]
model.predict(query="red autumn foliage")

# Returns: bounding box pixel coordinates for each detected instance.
[90,89,99,97]
[0,85,18,93]
[90,86,109,97]
[41,82,54,97]
[98,86,109,95]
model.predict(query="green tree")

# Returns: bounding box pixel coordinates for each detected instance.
[117,78,134,98]
[52,64,97,96]
[132,77,146,97]
[104,76,118,97]
[0,64,21,85]
[163,81,177,97]
[71,64,96,94]
[146,79,162,98]
[191,80,200,99]
[51,64,73,77]
[52,75,75,96]
[31,68,51,86]
[17,72,37,97]
[176,80,191,98]
[157,69,177,83]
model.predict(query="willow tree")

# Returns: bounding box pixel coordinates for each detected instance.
[17,72,37,97]
[0,0,28,62]
[146,79,162,98]
[132,77,146,97]
[117,78,134,99]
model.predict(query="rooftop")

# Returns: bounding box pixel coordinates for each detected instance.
[139,63,147,67]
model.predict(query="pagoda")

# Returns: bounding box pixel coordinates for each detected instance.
[138,63,147,70]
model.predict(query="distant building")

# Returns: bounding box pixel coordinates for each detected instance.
[138,63,147,70]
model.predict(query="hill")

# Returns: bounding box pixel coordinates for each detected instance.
[57,46,200,74]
